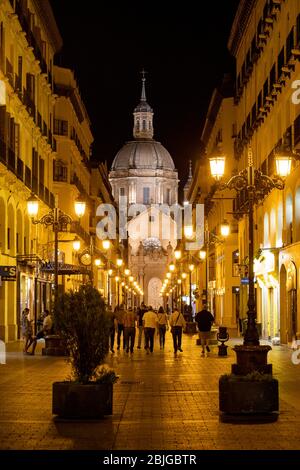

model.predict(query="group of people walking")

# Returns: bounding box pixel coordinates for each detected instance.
[21,303,215,358]
[108,303,214,357]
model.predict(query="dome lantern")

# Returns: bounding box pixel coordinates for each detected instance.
[133,70,154,140]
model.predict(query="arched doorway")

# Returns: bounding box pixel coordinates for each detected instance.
[280,261,298,344]
[0,197,6,341]
[287,261,297,343]
[280,265,287,344]
[147,277,163,310]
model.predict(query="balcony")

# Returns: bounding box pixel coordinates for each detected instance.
[6,58,14,88]
[0,136,7,165]
[8,148,16,173]
[25,166,31,189]
[70,221,90,246]
[17,158,24,181]
[32,175,38,193]
[71,173,88,198]
[22,88,36,121]
[53,163,68,183]
[39,182,44,200]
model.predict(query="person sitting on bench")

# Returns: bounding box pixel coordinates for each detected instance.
[30,310,53,355]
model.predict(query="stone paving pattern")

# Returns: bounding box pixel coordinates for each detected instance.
[0,333,300,450]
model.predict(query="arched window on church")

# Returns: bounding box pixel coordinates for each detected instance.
[136,120,140,131]
[142,120,146,130]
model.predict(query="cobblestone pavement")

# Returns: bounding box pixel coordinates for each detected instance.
[0,333,300,450]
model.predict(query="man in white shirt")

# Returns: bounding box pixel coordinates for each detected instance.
[30,310,53,355]
[142,306,158,354]
[169,308,186,356]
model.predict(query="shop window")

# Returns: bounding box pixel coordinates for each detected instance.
[276,203,283,248]
[286,193,293,245]
[232,250,240,277]
[295,187,300,241]
[264,212,270,248]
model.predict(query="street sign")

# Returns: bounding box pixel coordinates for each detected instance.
[0,266,17,281]
[241,277,249,285]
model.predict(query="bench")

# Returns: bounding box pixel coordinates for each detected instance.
[42,334,69,356]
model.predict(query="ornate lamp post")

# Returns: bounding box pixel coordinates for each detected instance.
[209,147,292,374]
[27,194,86,305]
[209,146,295,420]
[200,221,229,309]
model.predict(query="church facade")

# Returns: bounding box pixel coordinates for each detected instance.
[109,76,179,308]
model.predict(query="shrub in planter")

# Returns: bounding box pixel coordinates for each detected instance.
[219,371,279,416]
[52,285,118,419]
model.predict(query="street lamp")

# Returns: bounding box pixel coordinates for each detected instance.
[184,225,193,239]
[210,146,292,372]
[220,219,230,238]
[199,250,206,260]
[188,264,194,307]
[115,275,120,307]
[107,269,113,307]
[74,195,86,218]
[174,250,182,260]
[116,258,123,268]
[72,236,81,252]
[169,263,175,272]
[27,193,85,304]
[102,239,111,250]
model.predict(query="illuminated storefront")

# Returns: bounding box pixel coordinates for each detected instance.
[254,250,279,341]
[279,251,298,345]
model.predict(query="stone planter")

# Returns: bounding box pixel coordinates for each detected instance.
[219,376,279,416]
[52,381,113,419]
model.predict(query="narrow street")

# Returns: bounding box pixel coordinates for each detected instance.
[1,335,300,450]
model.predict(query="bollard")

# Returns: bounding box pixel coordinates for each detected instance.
[217,326,229,356]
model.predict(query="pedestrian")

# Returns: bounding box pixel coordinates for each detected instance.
[157,306,169,349]
[169,308,186,356]
[136,306,144,349]
[21,308,33,354]
[36,312,44,332]
[142,305,158,354]
[195,304,215,356]
[107,307,117,353]
[30,310,53,355]
[123,307,137,354]
[116,305,125,350]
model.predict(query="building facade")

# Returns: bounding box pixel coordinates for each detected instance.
[187,77,239,333]
[109,77,179,308]
[227,0,300,343]
[0,1,118,342]
[0,0,61,341]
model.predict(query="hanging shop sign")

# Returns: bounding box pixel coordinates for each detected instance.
[40,262,90,275]
[0,80,6,106]
[0,266,17,281]
[254,251,275,276]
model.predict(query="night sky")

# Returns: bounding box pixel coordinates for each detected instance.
[50,0,240,198]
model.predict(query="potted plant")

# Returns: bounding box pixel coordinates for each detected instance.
[219,371,279,420]
[52,285,118,419]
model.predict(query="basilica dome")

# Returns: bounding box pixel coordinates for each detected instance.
[109,75,178,207]
[111,140,175,171]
